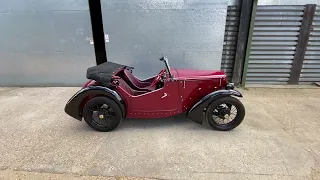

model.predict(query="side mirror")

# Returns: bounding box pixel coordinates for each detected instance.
[159,55,168,62]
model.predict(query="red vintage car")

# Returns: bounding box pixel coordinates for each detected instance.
[64,56,245,132]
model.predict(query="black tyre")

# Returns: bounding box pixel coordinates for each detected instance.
[83,96,123,132]
[206,96,245,131]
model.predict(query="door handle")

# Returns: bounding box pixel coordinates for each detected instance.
[161,93,168,98]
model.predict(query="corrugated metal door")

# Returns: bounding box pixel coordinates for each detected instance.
[299,7,320,84]
[220,5,241,80]
[246,5,305,84]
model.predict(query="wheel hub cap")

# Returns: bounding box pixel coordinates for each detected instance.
[217,108,230,119]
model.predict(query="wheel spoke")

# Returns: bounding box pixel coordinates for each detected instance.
[230,112,237,116]
[220,118,225,124]
[212,115,223,125]
[210,103,240,125]
[230,106,235,113]
[102,104,109,110]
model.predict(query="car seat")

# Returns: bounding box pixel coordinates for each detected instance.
[122,69,155,91]
[116,78,148,96]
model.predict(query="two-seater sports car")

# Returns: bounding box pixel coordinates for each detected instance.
[64,56,245,132]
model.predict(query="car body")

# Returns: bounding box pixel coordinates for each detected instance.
[65,56,245,132]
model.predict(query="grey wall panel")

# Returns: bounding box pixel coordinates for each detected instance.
[0,0,238,86]
[0,0,89,12]
[0,53,95,86]
[246,5,305,84]
[101,0,239,10]
[299,8,320,84]
[102,0,236,79]
[0,0,95,86]
[0,12,56,54]
[0,11,94,55]
[101,0,185,10]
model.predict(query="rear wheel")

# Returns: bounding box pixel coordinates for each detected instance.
[83,96,123,132]
[206,96,245,131]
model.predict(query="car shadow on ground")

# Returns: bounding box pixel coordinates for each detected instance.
[71,113,212,132]
[117,113,215,132]
[120,114,193,128]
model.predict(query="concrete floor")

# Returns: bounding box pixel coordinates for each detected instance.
[0,87,319,180]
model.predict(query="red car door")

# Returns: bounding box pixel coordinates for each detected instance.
[127,80,182,118]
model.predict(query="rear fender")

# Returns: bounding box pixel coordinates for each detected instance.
[64,86,126,120]
[186,89,243,124]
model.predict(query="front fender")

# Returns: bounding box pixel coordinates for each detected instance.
[186,89,243,124]
[64,86,126,120]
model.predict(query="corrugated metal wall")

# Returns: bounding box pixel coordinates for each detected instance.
[220,5,240,80]
[246,5,305,84]
[299,7,320,84]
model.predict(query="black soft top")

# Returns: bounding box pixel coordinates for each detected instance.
[86,61,133,84]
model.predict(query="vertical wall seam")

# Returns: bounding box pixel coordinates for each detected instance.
[231,0,254,86]
[241,0,258,87]
[288,4,316,84]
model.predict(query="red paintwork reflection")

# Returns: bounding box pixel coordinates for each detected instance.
[82,80,96,88]
[171,68,227,111]
[116,80,182,118]
[118,68,227,118]
[173,68,226,78]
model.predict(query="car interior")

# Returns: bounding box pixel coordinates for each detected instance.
[117,69,156,91]
[116,78,150,96]
[112,57,171,95]
[114,69,165,96]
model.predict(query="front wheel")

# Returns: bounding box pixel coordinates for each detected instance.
[83,96,123,132]
[206,96,245,131]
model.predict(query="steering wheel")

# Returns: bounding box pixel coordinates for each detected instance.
[151,69,166,87]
